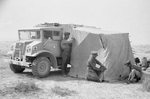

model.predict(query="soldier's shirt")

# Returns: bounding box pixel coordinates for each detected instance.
[61,39,73,51]
[87,55,106,72]
[87,56,100,71]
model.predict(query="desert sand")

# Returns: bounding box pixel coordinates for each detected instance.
[0,41,150,99]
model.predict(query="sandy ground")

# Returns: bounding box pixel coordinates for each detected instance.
[0,58,150,99]
[0,42,150,99]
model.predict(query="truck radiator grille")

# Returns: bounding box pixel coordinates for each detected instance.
[14,50,20,58]
[14,43,24,58]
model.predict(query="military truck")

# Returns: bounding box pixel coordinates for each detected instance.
[8,23,73,77]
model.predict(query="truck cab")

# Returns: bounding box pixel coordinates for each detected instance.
[8,23,69,77]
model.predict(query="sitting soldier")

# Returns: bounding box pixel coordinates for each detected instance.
[125,61,142,83]
[86,51,107,82]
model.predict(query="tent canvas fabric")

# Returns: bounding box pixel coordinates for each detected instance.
[68,28,134,81]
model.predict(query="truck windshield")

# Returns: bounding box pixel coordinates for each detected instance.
[19,30,40,40]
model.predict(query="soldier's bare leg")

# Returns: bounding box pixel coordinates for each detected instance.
[99,72,104,82]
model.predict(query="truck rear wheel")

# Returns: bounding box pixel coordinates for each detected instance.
[32,57,51,78]
[10,64,25,73]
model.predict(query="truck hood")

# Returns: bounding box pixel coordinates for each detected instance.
[27,40,41,47]
[19,40,33,44]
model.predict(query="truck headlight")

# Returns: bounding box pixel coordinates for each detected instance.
[32,46,38,52]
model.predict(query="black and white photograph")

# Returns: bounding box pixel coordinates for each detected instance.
[0,0,150,99]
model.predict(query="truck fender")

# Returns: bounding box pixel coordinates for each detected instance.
[31,50,57,68]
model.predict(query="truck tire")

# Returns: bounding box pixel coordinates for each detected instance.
[32,57,51,77]
[10,64,25,73]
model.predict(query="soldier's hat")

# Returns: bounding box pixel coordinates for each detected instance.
[64,32,70,35]
[91,51,98,55]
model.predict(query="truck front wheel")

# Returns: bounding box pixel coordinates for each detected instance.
[32,57,51,77]
[10,64,25,73]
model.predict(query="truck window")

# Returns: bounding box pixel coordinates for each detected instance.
[19,30,40,40]
[43,30,52,39]
[37,31,40,39]
[53,31,61,40]
[53,31,60,36]
[31,31,40,39]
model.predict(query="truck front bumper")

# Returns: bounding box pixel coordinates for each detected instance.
[10,59,31,67]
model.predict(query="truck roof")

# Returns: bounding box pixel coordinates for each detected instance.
[18,23,128,34]
[18,26,63,31]
[18,23,83,31]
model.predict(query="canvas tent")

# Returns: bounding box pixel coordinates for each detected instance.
[66,26,134,81]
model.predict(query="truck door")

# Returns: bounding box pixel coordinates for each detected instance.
[43,30,62,57]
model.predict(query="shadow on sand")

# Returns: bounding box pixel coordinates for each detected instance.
[19,69,83,82]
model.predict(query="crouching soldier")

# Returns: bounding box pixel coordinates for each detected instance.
[86,51,107,82]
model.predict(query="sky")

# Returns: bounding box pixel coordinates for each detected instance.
[0,0,150,45]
